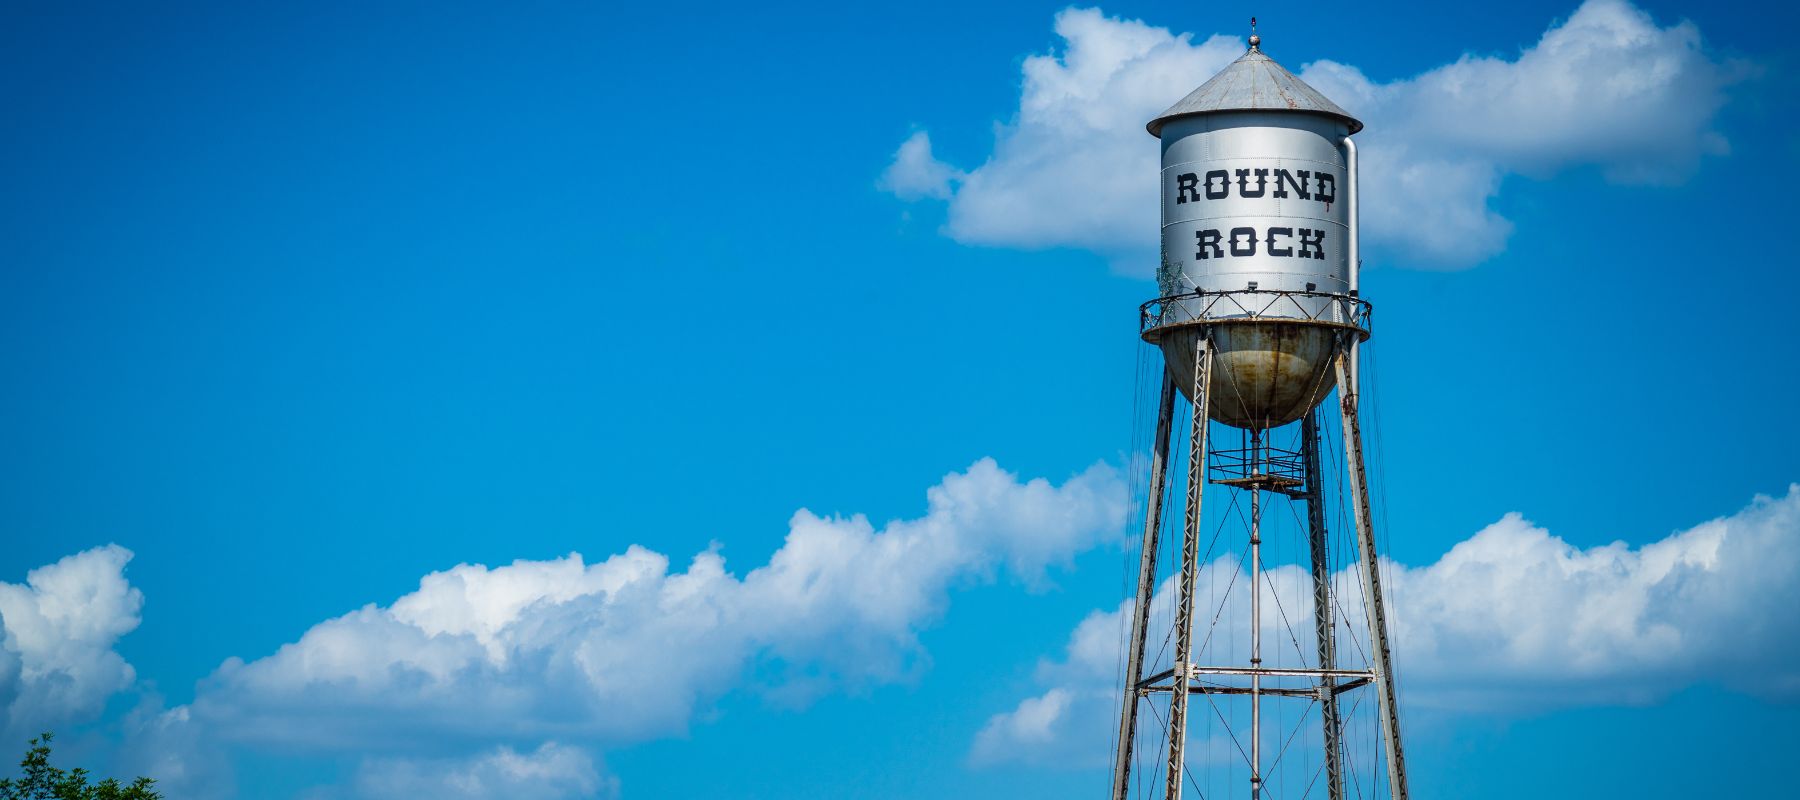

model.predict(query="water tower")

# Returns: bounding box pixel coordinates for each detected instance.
[1109,26,1410,800]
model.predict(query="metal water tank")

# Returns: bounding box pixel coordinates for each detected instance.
[1144,36,1367,430]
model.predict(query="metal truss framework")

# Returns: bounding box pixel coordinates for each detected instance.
[1109,323,1408,800]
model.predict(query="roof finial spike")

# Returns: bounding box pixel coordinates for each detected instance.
[1248,17,1261,51]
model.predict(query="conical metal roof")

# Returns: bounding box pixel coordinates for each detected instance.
[1147,41,1362,137]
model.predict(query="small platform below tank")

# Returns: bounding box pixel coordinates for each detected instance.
[1209,446,1309,497]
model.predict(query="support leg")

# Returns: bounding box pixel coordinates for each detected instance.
[1249,431,1263,800]
[1333,344,1410,800]
[1302,410,1344,800]
[1165,337,1213,800]
[1110,374,1178,800]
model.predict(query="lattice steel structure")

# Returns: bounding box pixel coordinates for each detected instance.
[1108,27,1408,800]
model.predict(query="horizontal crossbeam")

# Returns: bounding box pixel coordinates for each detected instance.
[1137,665,1373,689]
[1135,676,1370,698]
[1139,684,1324,698]
[1191,666,1372,680]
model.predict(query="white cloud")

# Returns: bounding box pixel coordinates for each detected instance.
[886,1,1743,269]
[1385,489,1800,705]
[8,460,1124,798]
[1298,0,1739,266]
[116,702,233,800]
[879,132,963,200]
[353,743,614,800]
[35,467,1797,793]
[889,8,1239,266]
[182,458,1125,755]
[0,544,142,740]
[973,485,1800,766]
[969,687,1078,766]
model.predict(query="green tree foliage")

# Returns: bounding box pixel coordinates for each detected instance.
[0,733,159,800]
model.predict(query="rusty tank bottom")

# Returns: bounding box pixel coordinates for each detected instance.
[1138,288,1371,432]
[1149,321,1343,431]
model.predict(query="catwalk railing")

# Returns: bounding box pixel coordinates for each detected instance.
[1139,288,1373,336]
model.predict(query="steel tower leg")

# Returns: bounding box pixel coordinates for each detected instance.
[1302,411,1344,800]
[1333,344,1409,800]
[1249,430,1264,800]
[1110,373,1178,800]
[1165,338,1213,800]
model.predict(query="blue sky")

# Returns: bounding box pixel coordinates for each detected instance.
[1,0,1796,797]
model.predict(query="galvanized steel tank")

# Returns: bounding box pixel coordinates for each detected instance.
[1145,36,1365,430]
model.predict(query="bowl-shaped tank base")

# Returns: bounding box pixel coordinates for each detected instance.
[1155,322,1341,430]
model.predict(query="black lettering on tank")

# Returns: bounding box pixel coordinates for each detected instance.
[1204,170,1230,200]
[1314,172,1336,205]
[1235,168,1269,198]
[1272,169,1311,200]
[1196,229,1223,259]
[1229,227,1257,257]
[1175,173,1200,204]
[1298,228,1327,260]
[1265,226,1294,257]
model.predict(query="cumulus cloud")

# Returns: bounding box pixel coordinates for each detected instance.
[973,485,1800,766]
[891,8,1240,263]
[879,132,963,200]
[107,700,237,800]
[969,687,1078,766]
[1385,489,1800,706]
[10,460,1123,798]
[30,468,1798,794]
[180,458,1124,757]
[0,545,143,740]
[352,743,614,800]
[1299,0,1740,265]
[886,1,1743,269]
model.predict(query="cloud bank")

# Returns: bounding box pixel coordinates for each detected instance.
[973,484,1800,766]
[351,743,614,800]
[884,1,1743,269]
[0,545,143,741]
[183,458,1125,754]
[97,458,1120,797]
[15,473,1799,794]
